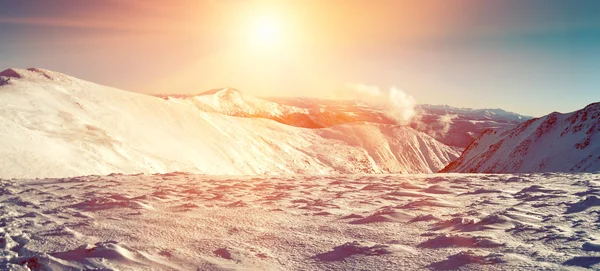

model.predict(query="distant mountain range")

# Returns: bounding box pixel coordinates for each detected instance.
[158,88,531,148]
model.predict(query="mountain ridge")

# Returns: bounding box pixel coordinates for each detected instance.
[160,90,532,148]
[441,102,600,173]
[0,68,459,178]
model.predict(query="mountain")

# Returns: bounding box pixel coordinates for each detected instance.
[417,104,528,122]
[159,92,531,148]
[0,68,459,178]
[157,90,396,130]
[411,104,531,148]
[156,89,324,128]
[442,102,600,173]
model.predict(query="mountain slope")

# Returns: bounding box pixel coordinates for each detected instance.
[157,90,390,129]
[442,102,600,173]
[159,92,531,148]
[0,68,459,178]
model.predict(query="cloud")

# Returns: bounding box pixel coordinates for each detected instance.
[410,112,459,139]
[346,83,417,124]
[0,17,123,30]
[0,15,184,33]
[438,113,459,136]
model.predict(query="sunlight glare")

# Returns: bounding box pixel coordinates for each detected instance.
[250,16,283,48]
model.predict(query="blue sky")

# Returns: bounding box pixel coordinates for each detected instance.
[0,0,598,116]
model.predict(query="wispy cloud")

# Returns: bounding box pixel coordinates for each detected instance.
[346,83,417,124]
[0,16,126,30]
[0,14,191,33]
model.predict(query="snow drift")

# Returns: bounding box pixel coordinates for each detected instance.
[0,68,459,178]
[2,172,598,270]
[442,102,600,173]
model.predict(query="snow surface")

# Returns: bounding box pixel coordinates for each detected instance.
[443,103,600,173]
[1,172,600,270]
[0,68,459,179]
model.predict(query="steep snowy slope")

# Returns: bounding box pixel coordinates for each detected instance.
[442,102,600,173]
[160,92,530,148]
[0,68,459,178]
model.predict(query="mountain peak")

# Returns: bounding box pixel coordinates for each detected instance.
[0,67,70,83]
[26,67,55,78]
[0,68,27,85]
[154,88,244,100]
[198,87,242,97]
[583,102,600,111]
[0,68,28,79]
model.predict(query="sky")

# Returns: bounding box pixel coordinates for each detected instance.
[0,0,598,117]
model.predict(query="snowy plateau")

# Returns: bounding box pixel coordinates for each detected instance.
[0,68,599,271]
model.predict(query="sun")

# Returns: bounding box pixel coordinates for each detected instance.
[250,16,283,48]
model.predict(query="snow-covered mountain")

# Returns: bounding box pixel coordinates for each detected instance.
[442,102,600,173]
[157,90,397,130]
[0,68,459,178]
[159,92,530,149]
[411,104,531,148]
[416,104,528,122]
[157,88,310,120]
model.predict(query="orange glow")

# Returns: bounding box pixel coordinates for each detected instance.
[140,1,460,99]
[249,15,283,48]
[144,1,467,100]
[5,0,560,114]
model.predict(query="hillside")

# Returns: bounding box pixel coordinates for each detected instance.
[442,102,600,173]
[0,68,459,178]
[159,92,530,149]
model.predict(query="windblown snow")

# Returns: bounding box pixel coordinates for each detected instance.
[0,68,459,179]
[2,172,600,270]
[442,102,600,173]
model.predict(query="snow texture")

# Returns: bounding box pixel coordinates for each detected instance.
[1,172,599,270]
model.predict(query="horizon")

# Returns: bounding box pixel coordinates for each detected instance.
[3,66,598,118]
[1,0,599,117]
